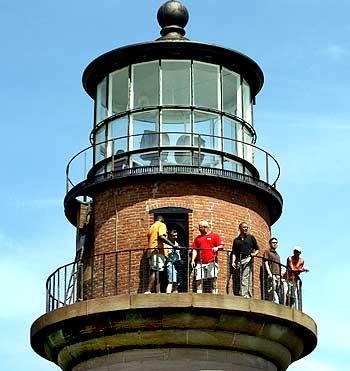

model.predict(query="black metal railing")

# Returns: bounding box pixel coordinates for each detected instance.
[66,133,280,192]
[46,249,303,312]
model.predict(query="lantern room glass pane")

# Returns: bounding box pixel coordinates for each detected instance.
[110,116,129,153]
[132,110,159,151]
[110,67,129,114]
[223,158,243,173]
[162,60,191,105]
[193,62,219,110]
[173,151,193,166]
[243,79,252,124]
[243,126,253,162]
[223,117,238,155]
[222,68,239,116]
[96,77,107,124]
[95,126,106,163]
[200,153,222,169]
[162,109,191,146]
[131,152,159,167]
[132,61,159,109]
[194,111,220,150]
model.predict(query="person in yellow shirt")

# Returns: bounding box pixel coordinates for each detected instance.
[145,215,176,294]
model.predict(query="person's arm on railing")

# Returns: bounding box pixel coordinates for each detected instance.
[212,243,223,252]
[298,259,309,273]
[159,235,177,249]
[191,249,197,268]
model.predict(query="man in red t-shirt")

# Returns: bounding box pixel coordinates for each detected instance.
[191,220,223,294]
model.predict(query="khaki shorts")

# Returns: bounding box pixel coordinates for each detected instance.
[149,253,166,272]
[194,262,219,280]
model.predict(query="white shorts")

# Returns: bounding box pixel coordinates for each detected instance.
[195,262,219,280]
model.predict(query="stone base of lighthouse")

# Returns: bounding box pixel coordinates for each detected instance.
[74,348,277,371]
[31,294,317,371]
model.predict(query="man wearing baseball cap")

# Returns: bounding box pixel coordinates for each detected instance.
[283,247,309,308]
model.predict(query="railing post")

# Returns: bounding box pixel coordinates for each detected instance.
[102,254,106,296]
[66,172,69,193]
[251,255,254,298]
[265,152,269,184]
[198,134,201,168]
[46,281,50,312]
[115,251,118,296]
[79,260,84,301]
[91,256,94,299]
[298,280,303,311]
[52,273,56,309]
[64,266,67,306]
[111,139,115,173]
[72,263,76,304]
[128,250,132,294]
[156,251,160,293]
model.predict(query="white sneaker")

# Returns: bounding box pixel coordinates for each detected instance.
[144,291,152,294]
[196,289,203,294]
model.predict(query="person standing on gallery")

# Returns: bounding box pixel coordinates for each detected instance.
[190,220,223,294]
[283,247,309,308]
[263,237,282,303]
[231,222,259,298]
[145,215,176,294]
[165,228,181,293]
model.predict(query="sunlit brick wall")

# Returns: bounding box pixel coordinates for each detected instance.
[90,177,272,297]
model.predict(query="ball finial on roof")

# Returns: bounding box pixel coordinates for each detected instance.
[157,1,189,40]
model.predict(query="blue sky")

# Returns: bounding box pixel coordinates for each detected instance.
[0,1,349,370]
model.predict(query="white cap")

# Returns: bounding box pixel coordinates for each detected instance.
[199,220,209,227]
[293,246,302,253]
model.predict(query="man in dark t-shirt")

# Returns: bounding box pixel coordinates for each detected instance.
[263,237,282,303]
[231,222,259,297]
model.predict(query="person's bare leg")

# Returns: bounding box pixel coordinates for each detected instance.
[196,280,203,293]
[166,283,173,293]
[145,272,155,293]
[211,278,218,294]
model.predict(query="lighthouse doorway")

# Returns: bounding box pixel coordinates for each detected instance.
[152,207,191,248]
[152,207,192,292]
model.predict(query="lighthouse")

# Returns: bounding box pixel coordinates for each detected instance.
[31,2,317,370]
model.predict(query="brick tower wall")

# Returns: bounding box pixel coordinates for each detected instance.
[86,177,272,298]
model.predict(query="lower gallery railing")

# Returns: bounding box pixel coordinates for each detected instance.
[46,248,303,312]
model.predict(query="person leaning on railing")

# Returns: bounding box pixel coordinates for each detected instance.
[190,220,223,294]
[231,222,259,298]
[282,246,309,308]
[263,237,283,304]
[144,215,177,294]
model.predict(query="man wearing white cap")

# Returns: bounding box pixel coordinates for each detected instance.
[190,220,223,294]
[282,247,309,308]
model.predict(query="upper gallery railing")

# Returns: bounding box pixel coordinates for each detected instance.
[66,133,280,192]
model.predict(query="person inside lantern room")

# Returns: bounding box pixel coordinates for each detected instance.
[190,220,223,294]
[263,237,283,303]
[231,222,259,298]
[144,215,177,294]
[282,247,309,308]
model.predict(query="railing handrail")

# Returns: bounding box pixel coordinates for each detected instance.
[66,132,281,192]
[46,249,302,312]
[46,248,291,285]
